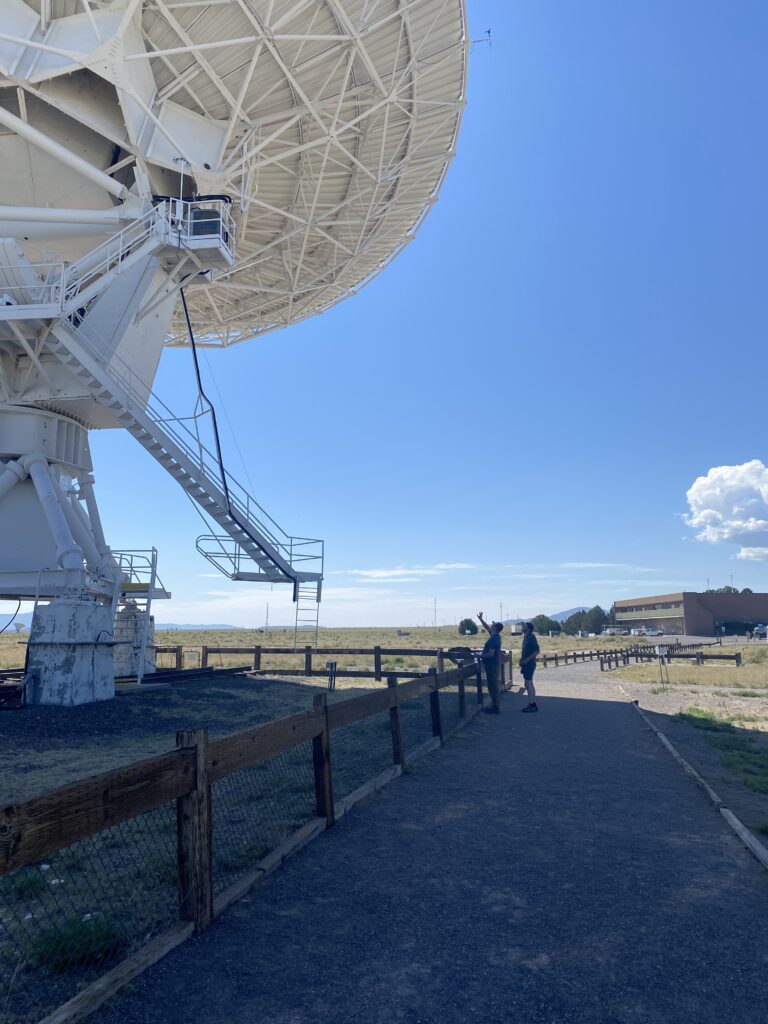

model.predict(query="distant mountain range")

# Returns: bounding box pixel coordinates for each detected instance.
[504,607,588,626]
[3,611,593,632]
[0,615,318,631]
[551,607,589,622]
[156,623,243,631]
[0,615,249,632]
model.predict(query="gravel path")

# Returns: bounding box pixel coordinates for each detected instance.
[89,667,768,1024]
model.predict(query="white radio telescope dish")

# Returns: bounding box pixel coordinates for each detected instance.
[0,0,467,345]
[0,0,467,704]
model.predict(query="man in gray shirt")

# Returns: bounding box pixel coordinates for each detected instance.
[477,611,503,714]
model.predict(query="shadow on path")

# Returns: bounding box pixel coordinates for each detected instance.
[91,676,768,1024]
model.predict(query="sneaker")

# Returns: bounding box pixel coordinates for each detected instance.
[483,706,500,715]
[521,703,538,713]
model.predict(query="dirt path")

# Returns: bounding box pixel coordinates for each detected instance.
[89,667,768,1024]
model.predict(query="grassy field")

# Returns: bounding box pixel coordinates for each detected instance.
[675,707,768,797]
[0,624,647,674]
[616,644,768,694]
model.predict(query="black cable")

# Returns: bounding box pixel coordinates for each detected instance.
[179,287,232,510]
[0,600,21,635]
[178,289,293,594]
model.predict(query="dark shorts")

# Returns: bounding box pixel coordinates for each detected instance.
[521,661,536,682]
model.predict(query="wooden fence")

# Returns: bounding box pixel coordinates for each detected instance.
[598,640,729,672]
[200,644,449,678]
[0,652,502,1024]
[152,639,725,681]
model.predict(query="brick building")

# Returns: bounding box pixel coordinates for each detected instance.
[613,591,768,636]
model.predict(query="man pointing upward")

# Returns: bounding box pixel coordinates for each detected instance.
[477,611,503,713]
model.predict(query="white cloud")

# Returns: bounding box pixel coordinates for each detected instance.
[559,562,656,572]
[737,547,768,561]
[339,562,479,582]
[685,460,768,558]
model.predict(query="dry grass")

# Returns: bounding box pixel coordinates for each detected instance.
[0,624,642,676]
[616,645,768,692]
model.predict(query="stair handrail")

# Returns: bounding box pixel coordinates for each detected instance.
[63,317,323,576]
[61,204,166,310]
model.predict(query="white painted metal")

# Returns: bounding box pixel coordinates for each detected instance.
[0,0,466,701]
[47,314,323,587]
[0,0,467,346]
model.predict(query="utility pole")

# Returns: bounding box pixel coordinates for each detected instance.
[265,602,269,634]
[499,602,503,624]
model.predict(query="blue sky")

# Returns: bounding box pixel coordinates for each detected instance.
[12,0,768,628]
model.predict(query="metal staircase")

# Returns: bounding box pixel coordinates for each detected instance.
[0,203,321,639]
[46,318,323,607]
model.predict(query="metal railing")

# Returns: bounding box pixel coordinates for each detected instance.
[0,199,237,321]
[62,316,323,582]
[0,261,65,313]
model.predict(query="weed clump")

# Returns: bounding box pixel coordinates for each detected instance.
[33,915,123,972]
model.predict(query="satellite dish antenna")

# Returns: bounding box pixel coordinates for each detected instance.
[0,0,467,704]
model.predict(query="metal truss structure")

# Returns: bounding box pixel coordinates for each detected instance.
[0,0,466,703]
[0,0,468,345]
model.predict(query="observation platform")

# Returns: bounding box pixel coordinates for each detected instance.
[88,665,768,1024]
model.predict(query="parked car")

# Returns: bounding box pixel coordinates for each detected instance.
[753,624,767,639]
[642,628,663,637]
[602,627,629,636]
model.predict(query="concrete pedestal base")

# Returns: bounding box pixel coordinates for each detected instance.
[113,602,156,678]
[26,600,115,705]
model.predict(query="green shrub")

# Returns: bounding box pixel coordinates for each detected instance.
[3,870,47,901]
[34,915,123,971]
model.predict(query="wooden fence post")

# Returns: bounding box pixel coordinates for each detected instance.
[176,728,213,932]
[305,645,313,677]
[736,652,742,667]
[475,660,483,704]
[312,693,335,827]
[374,646,382,682]
[200,646,208,670]
[252,645,261,671]
[387,676,405,766]
[428,667,443,742]
[437,648,445,675]
[175,646,183,670]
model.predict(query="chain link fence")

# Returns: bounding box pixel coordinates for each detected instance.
[0,800,179,1024]
[211,740,316,895]
[1,660,487,1024]
[330,710,394,803]
[399,691,435,753]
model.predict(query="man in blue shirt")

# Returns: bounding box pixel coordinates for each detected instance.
[520,621,540,713]
[477,611,503,714]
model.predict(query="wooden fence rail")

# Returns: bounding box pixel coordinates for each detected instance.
[151,639,726,680]
[598,640,731,672]
[3,651,510,1022]
[196,644,446,675]
[0,652,498,886]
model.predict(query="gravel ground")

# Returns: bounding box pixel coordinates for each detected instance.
[87,666,768,1024]
[0,672,353,803]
